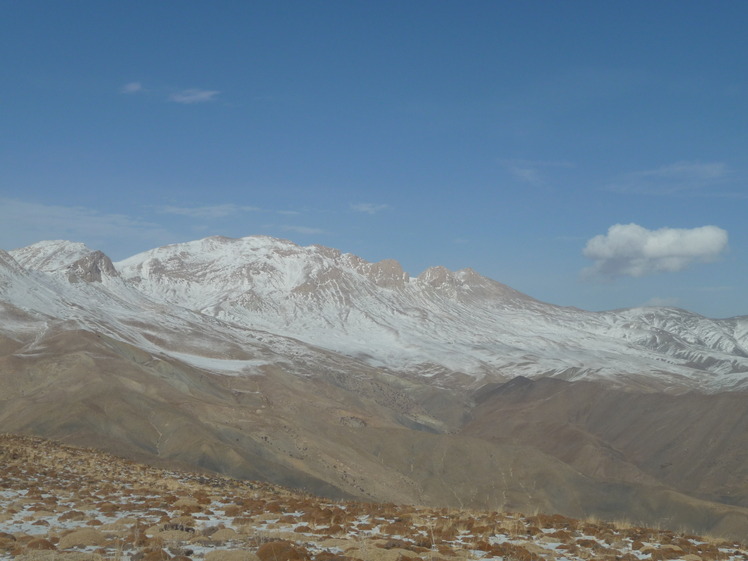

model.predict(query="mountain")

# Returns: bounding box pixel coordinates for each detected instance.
[3,235,748,538]
[114,235,748,392]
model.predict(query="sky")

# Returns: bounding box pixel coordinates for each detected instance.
[2,1,747,318]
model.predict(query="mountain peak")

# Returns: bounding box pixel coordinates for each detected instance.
[415,265,531,303]
[66,250,119,283]
[353,257,409,288]
[10,240,94,272]
[416,265,491,288]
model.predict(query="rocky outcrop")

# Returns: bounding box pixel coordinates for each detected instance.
[67,250,119,283]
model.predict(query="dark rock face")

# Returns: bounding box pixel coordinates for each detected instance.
[67,251,119,283]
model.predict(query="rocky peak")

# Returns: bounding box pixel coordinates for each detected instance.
[416,266,455,288]
[416,266,489,294]
[356,258,409,289]
[66,251,119,283]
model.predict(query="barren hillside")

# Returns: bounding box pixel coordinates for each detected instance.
[2,434,748,561]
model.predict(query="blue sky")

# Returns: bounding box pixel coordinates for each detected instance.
[2,1,746,318]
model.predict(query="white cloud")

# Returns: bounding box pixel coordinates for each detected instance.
[120,82,143,94]
[351,203,389,215]
[608,161,729,195]
[582,223,728,279]
[168,89,220,104]
[158,204,260,219]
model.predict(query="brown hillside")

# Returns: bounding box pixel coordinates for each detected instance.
[2,434,748,561]
[4,328,748,539]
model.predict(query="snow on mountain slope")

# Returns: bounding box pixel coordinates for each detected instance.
[2,240,349,380]
[10,240,94,272]
[0,250,26,286]
[114,235,748,392]
[598,307,748,369]
[4,235,748,392]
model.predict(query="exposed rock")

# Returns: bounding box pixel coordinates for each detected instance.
[67,251,118,283]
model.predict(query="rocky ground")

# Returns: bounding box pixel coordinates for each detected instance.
[2,434,747,561]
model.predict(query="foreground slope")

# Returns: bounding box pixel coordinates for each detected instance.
[2,434,748,561]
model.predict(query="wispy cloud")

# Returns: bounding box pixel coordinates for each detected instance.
[582,223,728,279]
[282,225,326,235]
[607,161,730,195]
[119,82,222,105]
[158,204,260,219]
[0,198,172,257]
[500,159,574,186]
[168,88,220,104]
[642,296,680,308]
[120,82,143,94]
[351,203,389,215]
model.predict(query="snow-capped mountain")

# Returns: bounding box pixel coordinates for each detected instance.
[9,240,94,273]
[4,235,748,392]
[114,235,748,392]
[1,240,356,380]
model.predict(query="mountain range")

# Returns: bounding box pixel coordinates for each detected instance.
[2,235,748,538]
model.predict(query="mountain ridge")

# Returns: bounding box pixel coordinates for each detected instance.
[6,235,748,393]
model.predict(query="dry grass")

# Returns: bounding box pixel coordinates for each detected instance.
[2,434,748,561]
